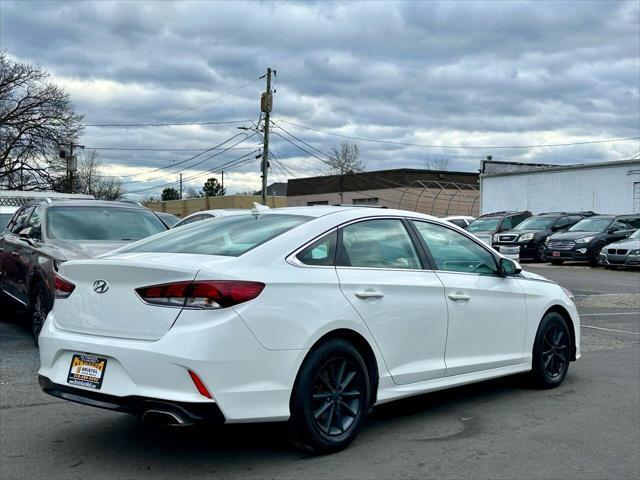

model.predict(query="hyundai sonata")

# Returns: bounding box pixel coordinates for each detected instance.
[38,206,580,453]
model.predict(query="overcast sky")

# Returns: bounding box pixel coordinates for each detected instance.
[1,0,639,197]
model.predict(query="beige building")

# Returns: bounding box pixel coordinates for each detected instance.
[287,168,480,217]
[144,194,287,218]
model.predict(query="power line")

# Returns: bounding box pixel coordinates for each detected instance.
[84,146,257,152]
[275,119,640,150]
[85,120,252,127]
[120,133,259,184]
[126,150,260,195]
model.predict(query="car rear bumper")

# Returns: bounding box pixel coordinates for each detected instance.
[38,309,307,423]
[39,375,226,424]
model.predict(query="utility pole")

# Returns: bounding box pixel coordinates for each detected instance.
[260,67,273,205]
[221,170,224,192]
[179,173,183,199]
[59,142,79,193]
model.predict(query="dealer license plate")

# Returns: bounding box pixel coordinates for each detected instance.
[552,251,561,257]
[67,353,107,389]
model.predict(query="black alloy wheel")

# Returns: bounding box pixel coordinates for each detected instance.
[531,312,571,388]
[30,282,52,346]
[535,242,546,262]
[288,339,370,454]
[312,357,363,436]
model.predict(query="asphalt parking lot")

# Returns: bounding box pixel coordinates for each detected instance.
[1,265,638,480]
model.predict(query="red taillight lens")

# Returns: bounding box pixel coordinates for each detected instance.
[135,280,265,309]
[54,275,75,299]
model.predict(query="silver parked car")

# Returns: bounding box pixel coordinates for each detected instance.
[599,229,640,268]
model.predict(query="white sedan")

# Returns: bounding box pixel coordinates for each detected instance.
[38,206,580,453]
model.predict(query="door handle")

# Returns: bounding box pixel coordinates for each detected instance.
[448,292,471,302]
[355,290,384,299]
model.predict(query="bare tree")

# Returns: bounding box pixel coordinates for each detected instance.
[424,157,449,171]
[0,52,84,190]
[184,187,202,198]
[74,150,124,200]
[325,141,364,175]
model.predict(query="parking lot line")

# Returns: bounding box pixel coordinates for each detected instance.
[582,325,640,335]
[580,312,640,316]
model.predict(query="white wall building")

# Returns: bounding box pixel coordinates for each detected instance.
[480,159,640,215]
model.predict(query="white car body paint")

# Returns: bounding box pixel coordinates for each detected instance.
[38,206,580,424]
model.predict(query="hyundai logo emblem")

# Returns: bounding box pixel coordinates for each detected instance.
[93,280,109,294]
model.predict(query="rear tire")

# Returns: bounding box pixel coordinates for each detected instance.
[288,339,371,454]
[29,281,52,346]
[530,312,571,389]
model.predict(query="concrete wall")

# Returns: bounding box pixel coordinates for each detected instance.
[480,161,640,215]
[288,187,479,217]
[144,195,287,218]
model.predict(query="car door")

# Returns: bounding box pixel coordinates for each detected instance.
[1,206,33,305]
[606,218,633,243]
[335,218,449,385]
[410,220,528,376]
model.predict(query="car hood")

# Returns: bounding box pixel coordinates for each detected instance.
[48,240,129,261]
[605,238,640,250]
[549,231,600,241]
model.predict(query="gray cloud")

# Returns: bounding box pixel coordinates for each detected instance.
[1,0,638,197]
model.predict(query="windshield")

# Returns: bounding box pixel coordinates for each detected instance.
[513,216,556,231]
[46,206,167,241]
[467,217,500,232]
[0,213,12,231]
[568,217,612,233]
[121,213,311,257]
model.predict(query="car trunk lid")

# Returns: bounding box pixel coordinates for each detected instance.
[53,253,235,340]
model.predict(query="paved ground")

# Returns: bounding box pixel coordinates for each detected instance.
[1,265,638,480]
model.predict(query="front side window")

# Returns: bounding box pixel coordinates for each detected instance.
[625,217,640,229]
[412,221,498,275]
[609,219,627,232]
[122,213,310,257]
[337,219,422,269]
[27,206,42,239]
[296,230,337,266]
[46,206,167,241]
[499,216,513,231]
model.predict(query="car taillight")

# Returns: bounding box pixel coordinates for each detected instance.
[54,275,75,299]
[135,280,265,309]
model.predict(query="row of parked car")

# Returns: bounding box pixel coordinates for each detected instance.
[444,210,640,268]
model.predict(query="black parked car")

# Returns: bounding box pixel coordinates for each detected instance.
[544,214,640,266]
[466,210,532,246]
[492,212,592,261]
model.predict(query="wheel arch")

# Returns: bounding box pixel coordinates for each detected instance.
[544,304,577,361]
[293,328,380,406]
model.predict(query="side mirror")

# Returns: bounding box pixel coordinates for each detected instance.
[18,227,33,239]
[500,257,522,276]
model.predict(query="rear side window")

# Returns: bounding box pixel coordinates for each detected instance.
[337,219,422,269]
[296,230,337,266]
[122,214,310,257]
[627,217,640,229]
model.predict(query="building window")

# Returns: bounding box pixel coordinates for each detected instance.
[352,197,379,205]
[307,201,329,206]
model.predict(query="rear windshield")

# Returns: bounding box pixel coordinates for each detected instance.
[0,213,12,231]
[513,216,556,231]
[568,217,612,233]
[467,217,500,232]
[121,213,311,257]
[46,206,167,241]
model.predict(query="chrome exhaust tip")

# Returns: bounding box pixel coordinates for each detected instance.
[142,408,193,427]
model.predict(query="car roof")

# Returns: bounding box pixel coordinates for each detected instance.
[477,210,530,218]
[32,199,147,209]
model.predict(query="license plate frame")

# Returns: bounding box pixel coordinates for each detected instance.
[67,353,108,390]
[552,251,561,257]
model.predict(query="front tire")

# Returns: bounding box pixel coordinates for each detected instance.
[530,312,571,388]
[29,282,52,346]
[288,339,371,454]
[534,242,546,262]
